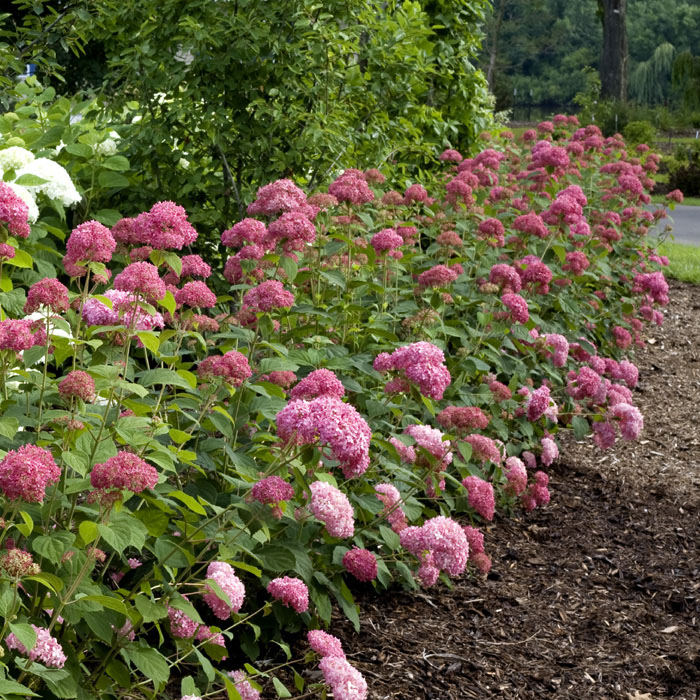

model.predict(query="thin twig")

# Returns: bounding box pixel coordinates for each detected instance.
[480,631,540,646]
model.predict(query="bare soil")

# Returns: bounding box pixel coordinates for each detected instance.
[327,278,700,700]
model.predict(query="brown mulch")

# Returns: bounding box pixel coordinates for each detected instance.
[327,278,700,700]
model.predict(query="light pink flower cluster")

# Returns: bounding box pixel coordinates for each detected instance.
[113,262,166,302]
[374,341,451,400]
[400,516,469,586]
[545,333,569,367]
[501,293,529,324]
[477,218,506,247]
[464,525,492,574]
[610,403,643,440]
[113,201,198,249]
[374,483,408,532]
[251,475,294,518]
[90,452,158,493]
[461,476,495,521]
[417,264,459,288]
[342,547,378,582]
[203,561,245,619]
[242,280,294,312]
[562,251,590,276]
[308,480,355,538]
[504,456,528,495]
[437,406,490,433]
[370,228,403,256]
[5,625,66,668]
[540,436,559,466]
[0,445,60,503]
[308,629,345,658]
[463,434,501,465]
[229,671,261,700]
[391,424,452,470]
[64,221,116,277]
[276,396,371,478]
[168,605,199,638]
[0,182,30,238]
[24,278,70,314]
[513,212,548,239]
[0,549,40,578]
[516,255,552,294]
[197,350,252,387]
[307,629,368,700]
[58,370,95,401]
[221,218,268,248]
[247,179,308,216]
[290,368,345,400]
[521,471,551,511]
[267,576,309,613]
[260,370,297,388]
[440,148,463,162]
[525,385,552,421]
[0,319,44,352]
[175,280,217,308]
[267,211,316,252]
[82,290,165,331]
[328,170,374,205]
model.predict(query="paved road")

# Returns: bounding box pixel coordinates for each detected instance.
[650,204,700,246]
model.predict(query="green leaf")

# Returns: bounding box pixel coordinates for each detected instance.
[9,622,37,652]
[16,510,32,537]
[133,508,169,537]
[24,572,64,592]
[98,170,130,188]
[14,173,49,186]
[32,531,75,564]
[0,417,19,440]
[137,331,160,354]
[273,678,292,698]
[0,679,39,696]
[101,155,130,171]
[169,428,191,444]
[572,415,590,439]
[168,593,202,624]
[4,249,33,268]
[94,209,123,227]
[169,489,206,515]
[257,544,296,571]
[82,595,128,615]
[280,256,298,282]
[98,521,131,553]
[160,290,176,316]
[134,595,167,623]
[79,520,99,545]
[140,368,196,390]
[181,677,198,698]
[125,646,170,688]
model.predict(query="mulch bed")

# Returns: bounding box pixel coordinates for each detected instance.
[325,278,700,700]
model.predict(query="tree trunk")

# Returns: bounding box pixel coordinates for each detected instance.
[486,0,506,91]
[599,0,628,101]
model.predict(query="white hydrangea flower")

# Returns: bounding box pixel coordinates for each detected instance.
[95,139,118,156]
[15,158,81,207]
[0,146,35,177]
[5,182,39,223]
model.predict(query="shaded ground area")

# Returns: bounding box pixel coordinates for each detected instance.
[327,278,700,700]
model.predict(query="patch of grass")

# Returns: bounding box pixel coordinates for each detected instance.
[657,240,700,283]
[651,194,700,206]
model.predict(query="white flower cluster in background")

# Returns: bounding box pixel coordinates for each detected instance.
[0,146,35,177]
[95,131,121,157]
[15,158,81,206]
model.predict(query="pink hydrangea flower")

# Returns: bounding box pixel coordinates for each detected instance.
[370,228,403,254]
[437,406,490,433]
[417,264,459,288]
[221,218,268,248]
[82,289,164,331]
[342,547,378,582]
[610,403,643,440]
[504,456,527,495]
[24,278,70,314]
[290,368,345,400]
[545,333,569,368]
[58,370,95,401]
[113,262,166,301]
[0,182,31,238]
[0,445,60,503]
[308,481,354,538]
[525,385,552,421]
[374,342,451,400]
[276,397,371,478]
[319,656,368,700]
[501,293,529,324]
[5,625,66,668]
[266,211,316,251]
[328,171,374,205]
[247,179,307,216]
[168,605,199,638]
[251,476,294,513]
[65,220,116,265]
[374,483,408,533]
[229,671,261,700]
[463,434,501,464]
[175,281,217,308]
[462,476,495,521]
[90,452,158,493]
[540,437,559,466]
[308,629,345,658]
[203,561,245,619]
[267,576,309,613]
[489,264,522,294]
[197,351,252,387]
[242,280,295,312]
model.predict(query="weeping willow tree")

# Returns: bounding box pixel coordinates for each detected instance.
[629,42,676,104]
[673,51,700,111]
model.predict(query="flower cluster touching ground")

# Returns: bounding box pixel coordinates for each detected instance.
[0,116,669,699]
